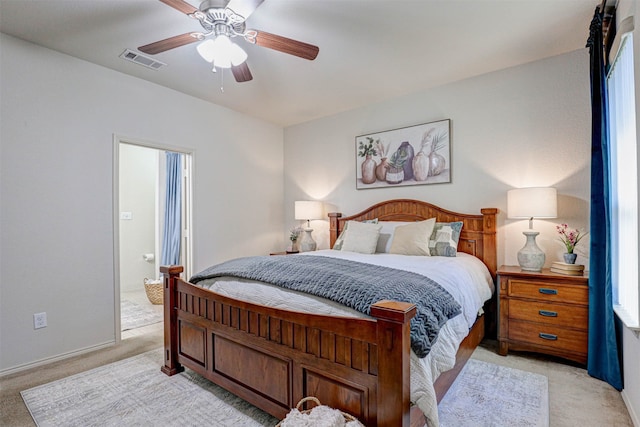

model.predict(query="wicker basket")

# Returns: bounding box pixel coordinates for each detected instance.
[144,278,163,305]
[276,397,362,426]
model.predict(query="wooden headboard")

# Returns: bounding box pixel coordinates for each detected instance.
[328,199,498,278]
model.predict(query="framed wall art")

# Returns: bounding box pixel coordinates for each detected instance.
[355,119,451,189]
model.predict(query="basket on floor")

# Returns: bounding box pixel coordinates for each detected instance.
[276,396,363,426]
[144,278,163,305]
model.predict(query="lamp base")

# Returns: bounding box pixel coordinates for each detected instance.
[298,228,317,252]
[517,230,545,272]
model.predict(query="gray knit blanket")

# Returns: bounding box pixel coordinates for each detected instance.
[190,255,461,358]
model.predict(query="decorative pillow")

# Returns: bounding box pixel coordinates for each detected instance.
[429,221,463,256]
[333,218,378,250]
[375,221,407,253]
[340,220,382,254]
[388,218,436,256]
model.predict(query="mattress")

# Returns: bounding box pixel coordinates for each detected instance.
[195,249,493,426]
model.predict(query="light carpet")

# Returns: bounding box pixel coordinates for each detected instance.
[120,299,163,331]
[22,349,548,427]
[21,349,277,427]
[438,358,549,427]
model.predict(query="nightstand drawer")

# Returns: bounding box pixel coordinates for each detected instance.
[508,279,588,304]
[508,319,588,354]
[508,299,588,329]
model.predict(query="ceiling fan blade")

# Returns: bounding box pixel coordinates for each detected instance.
[253,31,319,60]
[231,62,253,82]
[226,0,265,20]
[159,0,198,15]
[138,32,200,55]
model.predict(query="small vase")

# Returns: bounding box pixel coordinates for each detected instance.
[428,152,446,176]
[412,152,430,181]
[361,155,377,184]
[397,141,415,181]
[563,253,577,264]
[288,241,299,253]
[386,166,404,185]
[376,157,389,181]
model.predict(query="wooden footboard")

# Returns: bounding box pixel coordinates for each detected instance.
[161,265,417,426]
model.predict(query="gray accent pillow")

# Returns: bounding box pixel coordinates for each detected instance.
[429,221,463,256]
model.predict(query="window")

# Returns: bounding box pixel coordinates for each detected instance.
[608,30,640,329]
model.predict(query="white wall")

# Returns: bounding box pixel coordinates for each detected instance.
[0,34,284,372]
[284,49,592,270]
[119,144,157,293]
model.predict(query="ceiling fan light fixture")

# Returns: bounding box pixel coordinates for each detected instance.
[196,39,216,62]
[228,42,248,66]
[197,35,247,68]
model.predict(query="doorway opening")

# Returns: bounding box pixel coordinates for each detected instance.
[113,137,193,340]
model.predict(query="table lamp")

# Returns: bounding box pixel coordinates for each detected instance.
[507,187,557,271]
[294,200,324,252]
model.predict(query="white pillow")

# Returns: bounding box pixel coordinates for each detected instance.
[388,218,436,256]
[340,220,383,254]
[333,218,378,250]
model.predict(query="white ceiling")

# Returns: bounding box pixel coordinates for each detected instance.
[0,0,597,127]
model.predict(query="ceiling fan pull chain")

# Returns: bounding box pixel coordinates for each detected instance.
[220,69,224,93]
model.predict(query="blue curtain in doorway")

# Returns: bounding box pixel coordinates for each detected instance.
[586,7,622,391]
[161,152,182,266]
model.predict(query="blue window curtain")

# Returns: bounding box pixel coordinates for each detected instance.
[586,6,623,391]
[161,152,182,266]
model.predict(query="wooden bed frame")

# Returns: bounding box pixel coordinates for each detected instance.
[161,199,497,427]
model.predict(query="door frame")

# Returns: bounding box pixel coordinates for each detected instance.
[112,134,194,341]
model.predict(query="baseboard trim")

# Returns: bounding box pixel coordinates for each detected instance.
[0,340,116,378]
[622,390,640,427]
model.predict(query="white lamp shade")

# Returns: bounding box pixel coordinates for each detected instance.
[294,201,324,221]
[196,36,247,68]
[507,187,557,219]
[197,39,216,63]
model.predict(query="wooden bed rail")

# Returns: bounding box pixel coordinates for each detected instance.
[160,265,417,426]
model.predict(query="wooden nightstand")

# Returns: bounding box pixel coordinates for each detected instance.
[269,251,299,256]
[497,265,589,365]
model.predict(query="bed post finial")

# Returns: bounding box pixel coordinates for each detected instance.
[328,212,342,249]
[160,265,185,376]
[480,208,498,279]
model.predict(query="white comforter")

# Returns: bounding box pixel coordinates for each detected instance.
[197,250,494,426]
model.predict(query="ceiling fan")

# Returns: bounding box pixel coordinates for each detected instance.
[138,0,319,83]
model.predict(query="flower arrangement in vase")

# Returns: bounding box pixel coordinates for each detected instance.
[428,130,448,177]
[386,144,411,185]
[374,140,390,181]
[556,223,587,264]
[288,226,303,253]
[413,128,434,181]
[358,138,378,184]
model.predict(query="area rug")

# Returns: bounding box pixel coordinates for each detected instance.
[21,350,548,426]
[120,299,163,331]
[438,359,549,427]
[21,349,277,427]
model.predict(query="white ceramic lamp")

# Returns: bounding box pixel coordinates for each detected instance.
[294,201,324,252]
[507,187,557,272]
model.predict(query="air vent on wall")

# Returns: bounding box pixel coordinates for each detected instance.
[119,49,166,70]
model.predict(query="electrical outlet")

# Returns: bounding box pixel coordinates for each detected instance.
[34,312,47,329]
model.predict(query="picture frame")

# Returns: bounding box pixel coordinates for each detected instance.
[355,119,451,189]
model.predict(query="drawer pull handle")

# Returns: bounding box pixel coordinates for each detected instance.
[539,310,558,317]
[539,288,558,295]
[539,333,558,341]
